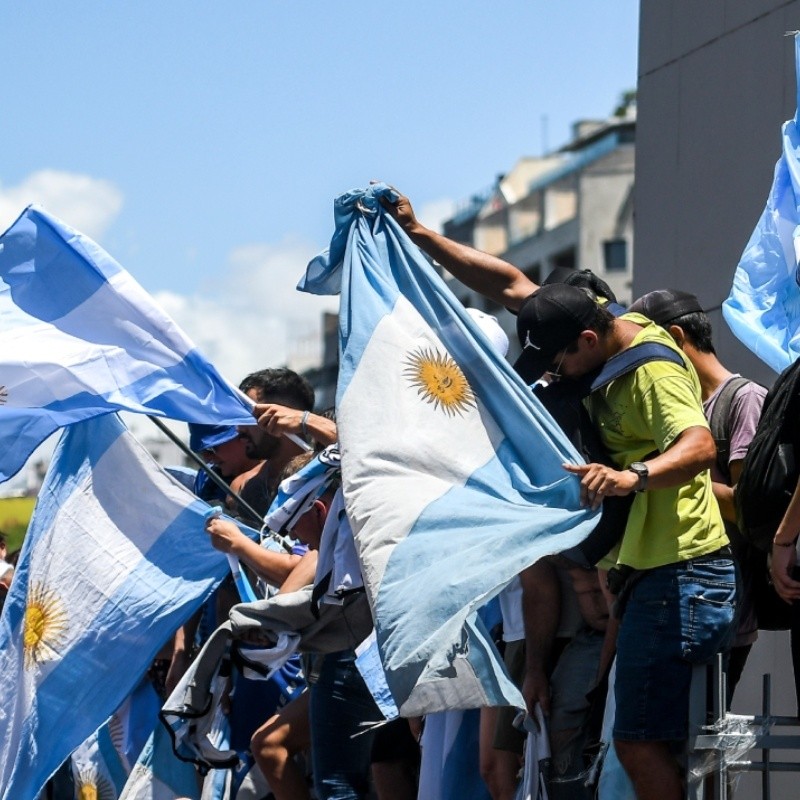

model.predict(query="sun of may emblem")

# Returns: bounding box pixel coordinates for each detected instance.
[23,583,68,669]
[75,771,116,800]
[404,346,475,416]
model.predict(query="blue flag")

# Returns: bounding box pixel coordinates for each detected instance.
[724,35,800,373]
[0,205,254,483]
[70,723,129,800]
[299,183,598,715]
[0,414,230,800]
[119,725,200,800]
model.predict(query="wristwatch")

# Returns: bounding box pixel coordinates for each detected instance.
[628,462,649,492]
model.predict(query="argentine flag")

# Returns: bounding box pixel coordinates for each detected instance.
[724,34,800,373]
[299,184,598,715]
[0,414,230,800]
[0,205,254,484]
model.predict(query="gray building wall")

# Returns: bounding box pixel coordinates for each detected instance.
[636,4,800,789]
[636,0,798,388]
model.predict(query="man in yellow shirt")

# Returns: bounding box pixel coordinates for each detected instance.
[383,191,736,800]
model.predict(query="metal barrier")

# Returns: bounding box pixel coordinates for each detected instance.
[688,659,800,799]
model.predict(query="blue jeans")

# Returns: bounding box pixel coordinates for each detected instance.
[309,649,384,800]
[614,554,737,741]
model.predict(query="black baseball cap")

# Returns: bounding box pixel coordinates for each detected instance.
[543,266,618,304]
[628,289,704,327]
[513,283,598,383]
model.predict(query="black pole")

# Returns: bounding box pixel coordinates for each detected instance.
[146,416,270,534]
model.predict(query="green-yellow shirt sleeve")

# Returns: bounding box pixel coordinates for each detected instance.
[631,363,710,452]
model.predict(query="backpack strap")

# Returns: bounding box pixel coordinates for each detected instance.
[587,342,686,395]
[708,376,752,484]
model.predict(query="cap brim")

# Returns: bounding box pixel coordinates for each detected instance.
[513,346,553,385]
[190,426,240,452]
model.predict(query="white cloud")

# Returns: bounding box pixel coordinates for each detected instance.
[0,169,123,239]
[155,236,338,388]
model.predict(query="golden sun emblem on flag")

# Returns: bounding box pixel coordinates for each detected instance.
[404,346,475,416]
[23,583,68,670]
[75,771,116,800]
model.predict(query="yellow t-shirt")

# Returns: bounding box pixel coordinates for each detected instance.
[584,313,728,569]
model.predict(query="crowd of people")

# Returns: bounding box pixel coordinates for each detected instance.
[15,188,800,800]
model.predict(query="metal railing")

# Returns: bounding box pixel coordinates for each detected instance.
[688,660,800,799]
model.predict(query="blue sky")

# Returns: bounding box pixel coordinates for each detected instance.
[2,1,639,381]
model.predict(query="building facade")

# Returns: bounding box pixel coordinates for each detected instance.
[441,113,636,359]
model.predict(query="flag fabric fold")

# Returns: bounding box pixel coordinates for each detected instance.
[0,414,230,800]
[299,183,598,715]
[724,35,800,373]
[0,204,254,483]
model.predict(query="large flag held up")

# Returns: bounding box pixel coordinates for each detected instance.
[0,414,230,800]
[299,183,598,715]
[724,34,800,373]
[0,205,254,483]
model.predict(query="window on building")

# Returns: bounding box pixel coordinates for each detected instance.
[603,239,628,272]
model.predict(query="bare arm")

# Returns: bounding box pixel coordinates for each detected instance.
[713,459,742,524]
[205,517,301,588]
[771,477,800,602]
[253,404,338,447]
[165,609,202,694]
[381,192,537,310]
[278,550,319,594]
[520,559,560,716]
[564,426,717,509]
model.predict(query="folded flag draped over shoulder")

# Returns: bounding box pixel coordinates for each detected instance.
[299,183,598,715]
[0,205,254,483]
[724,35,800,373]
[0,414,230,800]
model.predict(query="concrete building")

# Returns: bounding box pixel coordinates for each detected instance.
[636,1,800,791]
[442,111,636,358]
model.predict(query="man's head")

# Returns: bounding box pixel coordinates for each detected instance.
[514,283,614,383]
[628,289,714,354]
[237,368,315,460]
[188,424,259,479]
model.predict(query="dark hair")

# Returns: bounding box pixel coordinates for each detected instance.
[239,368,315,410]
[588,303,615,337]
[670,311,715,354]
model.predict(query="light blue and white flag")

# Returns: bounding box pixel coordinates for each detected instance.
[0,414,230,800]
[299,183,598,715]
[418,710,491,800]
[119,724,200,800]
[0,205,254,483]
[71,722,129,800]
[724,35,800,373]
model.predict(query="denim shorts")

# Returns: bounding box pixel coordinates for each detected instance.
[613,555,737,741]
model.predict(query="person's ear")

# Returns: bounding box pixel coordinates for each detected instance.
[667,324,686,348]
[580,330,599,349]
[313,499,328,525]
